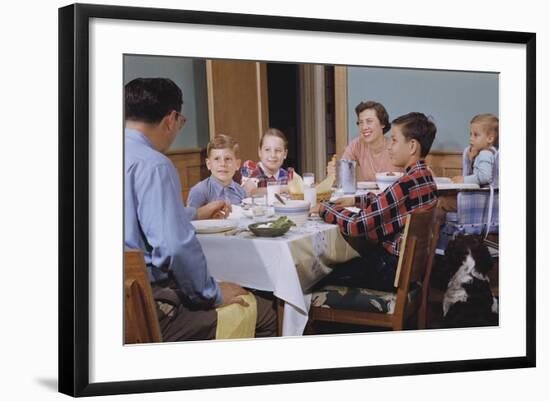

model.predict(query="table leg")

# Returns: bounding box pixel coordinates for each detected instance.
[277,298,285,337]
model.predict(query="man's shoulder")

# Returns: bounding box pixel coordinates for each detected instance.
[126,143,173,171]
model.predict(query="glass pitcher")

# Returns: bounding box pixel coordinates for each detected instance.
[337,159,357,194]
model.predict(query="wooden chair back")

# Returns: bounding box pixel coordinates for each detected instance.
[394,208,438,288]
[124,249,162,344]
[392,207,442,328]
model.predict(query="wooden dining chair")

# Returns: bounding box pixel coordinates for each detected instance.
[308,207,442,331]
[124,249,162,344]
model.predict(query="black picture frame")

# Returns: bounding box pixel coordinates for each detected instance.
[58,3,536,397]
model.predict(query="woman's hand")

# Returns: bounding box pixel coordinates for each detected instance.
[326,158,336,177]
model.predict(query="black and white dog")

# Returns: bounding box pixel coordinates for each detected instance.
[442,234,498,328]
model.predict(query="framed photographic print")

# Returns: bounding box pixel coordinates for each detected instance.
[59,2,536,397]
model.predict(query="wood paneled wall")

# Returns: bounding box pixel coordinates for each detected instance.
[425,150,463,178]
[165,148,462,206]
[334,66,348,158]
[166,148,209,203]
[206,60,268,163]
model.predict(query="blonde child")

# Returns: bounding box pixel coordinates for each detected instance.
[187,134,247,208]
[240,128,289,195]
[452,114,499,185]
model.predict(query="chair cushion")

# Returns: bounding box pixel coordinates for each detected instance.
[311,283,421,315]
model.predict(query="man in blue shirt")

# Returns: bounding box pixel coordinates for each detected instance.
[124,78,276,340]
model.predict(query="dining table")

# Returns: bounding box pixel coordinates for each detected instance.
[345,178,480,197]
[194,206,359,337]
[195,178,478,337]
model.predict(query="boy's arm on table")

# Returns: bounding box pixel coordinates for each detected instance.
[319,186,407,241]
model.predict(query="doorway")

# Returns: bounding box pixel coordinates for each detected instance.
[267,63,336,178]
[266,63,301,172]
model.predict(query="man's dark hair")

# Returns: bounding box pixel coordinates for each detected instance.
[355,101,391,134]
[391,112,437,157]
[124,78,183,124]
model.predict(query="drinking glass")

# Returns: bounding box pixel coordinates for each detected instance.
[303,172,315,187]
[303,186,317,208]
[266,180,281,206]
[251,193,266,218]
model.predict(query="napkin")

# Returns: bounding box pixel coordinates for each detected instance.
[315,174,335,193]
[215,293,257,339]
[288,171,304,194]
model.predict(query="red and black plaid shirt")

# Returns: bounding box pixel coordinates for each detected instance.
[240,160,289,188]
[319,159,438,256]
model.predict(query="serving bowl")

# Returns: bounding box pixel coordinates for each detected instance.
[375,172,404,191]
[273,199,310,227]
[248,220,292,237]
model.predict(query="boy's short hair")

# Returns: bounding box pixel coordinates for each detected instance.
[471,113,499,146]
[125,78,183,124]
[392,112,437,157]
[355,101,391,134]
[207,134,240,158]
[259,128,288,149]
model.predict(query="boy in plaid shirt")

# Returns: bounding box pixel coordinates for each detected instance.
[316,112,438,291]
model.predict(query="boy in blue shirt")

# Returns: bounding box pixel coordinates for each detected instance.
[187,134,247,208]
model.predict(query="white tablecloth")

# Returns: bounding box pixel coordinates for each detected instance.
[196,212,359,336]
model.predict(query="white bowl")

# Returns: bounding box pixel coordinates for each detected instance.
[273,200,310,227]
[376,172,404,191]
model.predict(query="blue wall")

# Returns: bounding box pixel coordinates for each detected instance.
[123,55,210,149]
[347,66,499,150]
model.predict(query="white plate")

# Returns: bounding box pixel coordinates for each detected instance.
[191,219,237,234]
[434,176,452,184]
[357,181,378,190]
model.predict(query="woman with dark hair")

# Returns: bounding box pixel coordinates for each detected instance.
[328,101,403,181]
